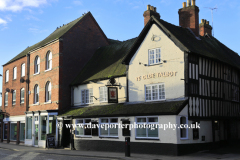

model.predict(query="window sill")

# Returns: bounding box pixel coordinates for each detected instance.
[33,103,40,106]
[99,136,119,139]
[135,138,159,140]
[20,103,24,105]
[147,63,162,66]
[33,72,40,76]
[12,104,16,106]
[5,82,9,84]
[12,79,16,81]
[44,69,52,72]
[180,138,189,140]
[75,136,92,138]
[146,99,166,102]
[44,101,52,104]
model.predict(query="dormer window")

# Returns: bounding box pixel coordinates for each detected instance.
[148,48,161,65]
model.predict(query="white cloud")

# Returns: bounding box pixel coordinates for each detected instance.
[0,18,7,24]
[0,0,48,12]
[73,1,82,6]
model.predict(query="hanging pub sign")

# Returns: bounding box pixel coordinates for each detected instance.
[108,87,118,103]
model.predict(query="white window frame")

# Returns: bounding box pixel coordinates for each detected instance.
[34,85,39,104]
[148,48,161,65]
[20,88,25,104]
[21,63,25,77]
[13,67,17,80]
[75,119,92,137]
[46,51,52,71]
[4,92,8,106]
[145,83,165,102]
[180,116,188,140]
[5,70,9,82]
[135,116,159,139]
[99,86,108,102]
[34,56,40,74]
[81,89,93,104]
[99,118,118,138]
[12,90,16,105]
[45,82,51,102]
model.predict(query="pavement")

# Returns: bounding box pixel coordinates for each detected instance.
[0,142,239,160]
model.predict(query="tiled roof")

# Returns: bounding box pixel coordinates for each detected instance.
[58,100,187,118]
[71,37,136,86]
[4,13,89,66]
[123,16,240,69]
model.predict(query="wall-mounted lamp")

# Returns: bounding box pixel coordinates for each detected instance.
[139,62,148,66]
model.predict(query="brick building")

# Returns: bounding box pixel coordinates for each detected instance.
[1,12,109,147]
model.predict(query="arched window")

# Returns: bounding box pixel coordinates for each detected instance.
[34,85,39,104]
[20,88,25,104]
[13,67,17,79]
[46,51,52,70]
[34,56,40,74]
[21,63,25,77]
[4,92,8,106]
[45,82,51,102]
[5,70,9,82]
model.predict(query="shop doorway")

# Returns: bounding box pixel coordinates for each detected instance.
[34,116,39,146]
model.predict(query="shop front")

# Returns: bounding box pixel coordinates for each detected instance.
[25,111,58,148]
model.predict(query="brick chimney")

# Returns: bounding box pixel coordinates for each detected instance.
[199,19,212,36]
[178,0,199,36]
[143,5,160,26]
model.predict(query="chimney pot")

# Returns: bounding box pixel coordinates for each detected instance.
[147,5,151,10]
[154,7,156,12]
[183,2,186,8]
[201,19,204,23]
[187,0,191,7]
[192,0,196,6]
[150,6,154,11]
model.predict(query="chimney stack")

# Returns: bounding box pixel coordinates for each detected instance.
[199,19,212,36]
[178,0,200,36]
[143,5,160,26]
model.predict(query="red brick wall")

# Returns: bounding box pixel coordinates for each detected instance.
[59,13,109,113]
[28,41,60,111]
[2,56,27,116]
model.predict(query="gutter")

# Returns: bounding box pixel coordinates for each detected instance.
[26,53,30,111]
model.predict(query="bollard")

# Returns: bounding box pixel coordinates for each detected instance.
[125,137,130,157]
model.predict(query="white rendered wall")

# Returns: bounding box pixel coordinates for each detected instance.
[73,77,126,106]
[128,24,185,103]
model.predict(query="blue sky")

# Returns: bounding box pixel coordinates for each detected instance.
[0,0,240,105]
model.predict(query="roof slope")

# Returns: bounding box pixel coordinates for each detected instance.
[71,38,136,86]
[59,100,187,118]
[4,13,89,66]
[123,16,240,69]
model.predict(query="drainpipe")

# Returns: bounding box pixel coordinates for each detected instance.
[126,65,129,102]
[26,53,30,112]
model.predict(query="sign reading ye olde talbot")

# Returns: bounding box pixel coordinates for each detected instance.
[136,71,177,81]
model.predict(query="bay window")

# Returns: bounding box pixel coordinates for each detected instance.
[99,118,118,137]
[145,83,165,101]
[136,117,158,139]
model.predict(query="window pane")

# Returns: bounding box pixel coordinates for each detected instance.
[4,124,8,139]
[136,125,146,137]
[155,48,161,63]
[110,118,118,123]
[41,116,47,140]
[148,117,158,122]
[10,123,17,140]
[85,119,91,123]
[100,125,108,136]
[109,124,118,136]
[84,125,91,135]
[76,125,84,135]
[26,117,32,139]
[148,124,158,137]
[152,85,158,100]
[101,119,108,123]
[137,118,146,122]
[146,86,151,100]
[159,84,165,100]
[20,123,25,141]
[81,90,85,104]
[49,116,56,136]
[85,90,89,103]
[149,50,154,65]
